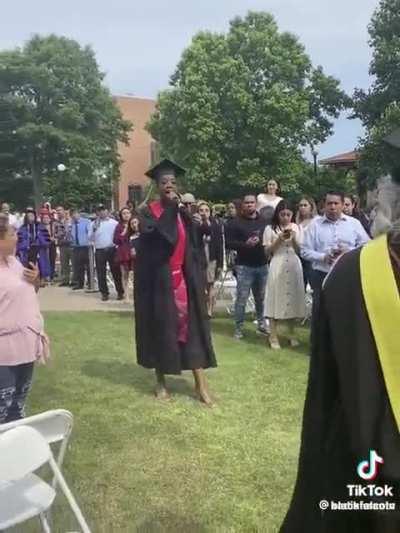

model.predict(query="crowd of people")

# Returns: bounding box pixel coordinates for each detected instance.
[1,175,372,348]
[1,159,400,531]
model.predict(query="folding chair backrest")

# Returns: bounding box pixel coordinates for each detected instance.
[0,426,50,482]
[0,409,73,445]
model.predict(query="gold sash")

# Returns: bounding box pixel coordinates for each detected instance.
[360,235,400,432]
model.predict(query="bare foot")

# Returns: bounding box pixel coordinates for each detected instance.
[155,386,171,401]
[196,387,214,408]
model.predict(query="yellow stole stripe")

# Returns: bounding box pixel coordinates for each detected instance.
[360,235,400,432]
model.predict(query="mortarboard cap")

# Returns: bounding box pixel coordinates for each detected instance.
[145,158,186,181]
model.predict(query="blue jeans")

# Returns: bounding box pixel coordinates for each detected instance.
[234,264,268,331]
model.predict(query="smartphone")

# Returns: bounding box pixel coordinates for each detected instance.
[27,245,39,267]
[283,229,291,240]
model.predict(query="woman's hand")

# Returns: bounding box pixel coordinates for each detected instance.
[23,263,40,288]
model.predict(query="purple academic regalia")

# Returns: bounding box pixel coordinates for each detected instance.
[17,223,51,278]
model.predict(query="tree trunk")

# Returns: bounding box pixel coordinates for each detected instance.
[31,154,43,210]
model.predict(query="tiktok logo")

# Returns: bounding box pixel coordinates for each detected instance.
[357,450,384,481]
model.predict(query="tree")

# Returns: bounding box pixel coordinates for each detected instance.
[353,0,400,184]
[147,12,349,201]
[0,35,132,209]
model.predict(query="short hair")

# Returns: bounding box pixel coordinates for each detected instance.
[325,191,345,202]
[242,194,257,201]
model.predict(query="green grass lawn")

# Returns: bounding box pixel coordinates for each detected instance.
[27,312,310,533]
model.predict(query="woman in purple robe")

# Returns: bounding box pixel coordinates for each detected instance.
[17,208,51,282]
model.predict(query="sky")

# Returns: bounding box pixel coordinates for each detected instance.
[1,0,380,159]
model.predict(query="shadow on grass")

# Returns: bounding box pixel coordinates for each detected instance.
[81,360,197,399]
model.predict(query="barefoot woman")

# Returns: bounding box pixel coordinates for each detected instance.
[134,159,216,405]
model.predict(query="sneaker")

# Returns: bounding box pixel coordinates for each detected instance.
[234,330,244,340]
[256,326,269,336]
[101,295,109,302]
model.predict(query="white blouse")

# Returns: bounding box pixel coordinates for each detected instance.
[256,194,283,212]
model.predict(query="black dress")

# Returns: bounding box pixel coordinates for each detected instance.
[281,243,400,532]
[134,202,217,375]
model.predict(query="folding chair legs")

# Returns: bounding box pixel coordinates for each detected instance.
[39,513,52,533]
[49,457,91,533]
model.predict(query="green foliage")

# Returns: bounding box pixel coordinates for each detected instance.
[353,0,400,181]
[297,165,357,202]
[148,11,348,201]
[0,34,132,209]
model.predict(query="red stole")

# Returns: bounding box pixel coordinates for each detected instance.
[149,201,189,343]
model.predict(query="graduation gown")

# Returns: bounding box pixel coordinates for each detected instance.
[134,201,217,375]
[281,236,400,533]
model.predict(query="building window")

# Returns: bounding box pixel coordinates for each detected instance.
[128,185,143,207]
[150,141,160,166]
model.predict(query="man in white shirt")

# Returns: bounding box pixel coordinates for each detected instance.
[301,191,370,322]
[89,205,124,302]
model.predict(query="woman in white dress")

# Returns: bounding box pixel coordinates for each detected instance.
[263,200,305,349]
[257,179,283,212]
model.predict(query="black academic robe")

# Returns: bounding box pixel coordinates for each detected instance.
[134,202,217,375]
[281,244,400,533]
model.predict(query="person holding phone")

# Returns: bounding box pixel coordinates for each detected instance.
[263,200,305,349]
[301,191,370,329]
[114,207,134,303]
[0,214,49,424]
[16,208,51,285]
[225,194,269,340]
[197,201,224,317]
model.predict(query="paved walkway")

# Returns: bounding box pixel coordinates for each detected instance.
[39,283,234,313]
[39,286,133,312]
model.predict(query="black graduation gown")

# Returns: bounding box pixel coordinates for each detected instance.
[281,245,400,533]
[134,202,217,375]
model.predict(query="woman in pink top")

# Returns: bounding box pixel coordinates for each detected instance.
[0,214,49,424]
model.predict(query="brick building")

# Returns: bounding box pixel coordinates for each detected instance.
[113,95,157,209]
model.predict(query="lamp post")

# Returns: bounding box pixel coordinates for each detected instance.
[312,148,319,175]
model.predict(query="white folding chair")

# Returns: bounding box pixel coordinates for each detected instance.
[0,426,91,532]
[0,409,73,487]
